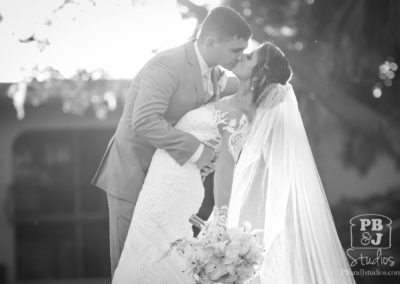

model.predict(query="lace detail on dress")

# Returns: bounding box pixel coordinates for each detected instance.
[202,104,228,157]
[223,114,249,163]
[203,104,248,163]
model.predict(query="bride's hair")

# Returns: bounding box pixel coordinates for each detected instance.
[251,42,293,103]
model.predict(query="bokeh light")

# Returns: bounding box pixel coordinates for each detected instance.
[294,41,304,51]
[372,84,382,98]
[243,8,252,17]
[378,59,397,86]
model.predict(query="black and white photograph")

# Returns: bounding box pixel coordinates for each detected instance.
[0,0,399,283]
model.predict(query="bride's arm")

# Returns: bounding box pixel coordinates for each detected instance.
[213,109,246,207]
[213,131,235,207]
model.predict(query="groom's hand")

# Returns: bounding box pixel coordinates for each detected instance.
[200,155,217,177]
[194,144,215,170]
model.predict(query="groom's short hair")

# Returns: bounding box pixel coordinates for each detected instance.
[198,6,252,43]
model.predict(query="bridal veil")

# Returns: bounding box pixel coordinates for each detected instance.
[227,83,355,283]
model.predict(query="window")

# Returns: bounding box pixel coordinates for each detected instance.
[12,129,113,282]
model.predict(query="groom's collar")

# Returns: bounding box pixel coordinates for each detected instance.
[184,39,209,70]
[184,39,209,103]
[184,39,197,66]
[193,40,212,77]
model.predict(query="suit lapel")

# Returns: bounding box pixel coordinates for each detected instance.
[184,40,206,106]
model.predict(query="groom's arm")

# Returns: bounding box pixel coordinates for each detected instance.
[131,55,206,166]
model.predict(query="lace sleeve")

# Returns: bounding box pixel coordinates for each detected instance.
[222,113,249,163]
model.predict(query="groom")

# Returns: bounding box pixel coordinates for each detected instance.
[92,6,251,275]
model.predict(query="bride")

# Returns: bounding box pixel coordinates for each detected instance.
[112,41,355,284]
[227,44,356,283]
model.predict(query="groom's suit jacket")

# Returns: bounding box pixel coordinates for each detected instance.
[92,40,222,203]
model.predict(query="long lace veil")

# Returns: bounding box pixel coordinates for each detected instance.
[227,83,355,283]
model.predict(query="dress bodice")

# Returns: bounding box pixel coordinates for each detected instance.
[175,103,249,163]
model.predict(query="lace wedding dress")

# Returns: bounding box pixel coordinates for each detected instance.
[112,103,248,284]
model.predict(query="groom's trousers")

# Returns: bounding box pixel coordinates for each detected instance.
[106,193,136,277]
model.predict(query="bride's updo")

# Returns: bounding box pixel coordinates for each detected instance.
[251,42,293,103]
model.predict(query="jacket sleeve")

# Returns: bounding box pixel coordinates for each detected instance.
[130,56,201,165]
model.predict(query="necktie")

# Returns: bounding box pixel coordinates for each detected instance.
[203,69,214,102]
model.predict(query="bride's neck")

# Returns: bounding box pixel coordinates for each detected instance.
[237,79,251,96]
[232,79,254,119]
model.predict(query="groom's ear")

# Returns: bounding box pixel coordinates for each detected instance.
[205,36,218,49]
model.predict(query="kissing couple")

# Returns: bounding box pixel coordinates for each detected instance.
[92,6,356,284]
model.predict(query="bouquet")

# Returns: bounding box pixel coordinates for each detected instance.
[164,206,265,284]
